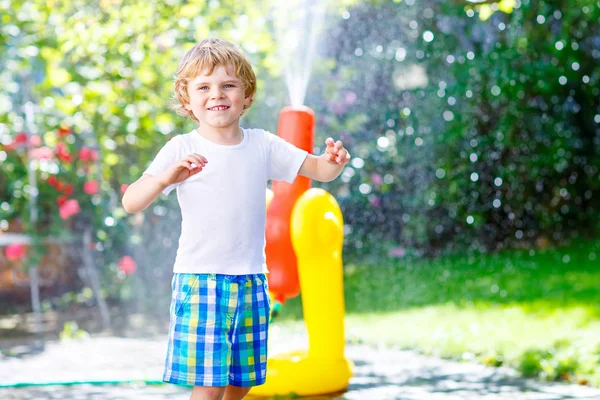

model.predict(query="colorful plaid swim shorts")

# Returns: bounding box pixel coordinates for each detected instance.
[163,273,271,387]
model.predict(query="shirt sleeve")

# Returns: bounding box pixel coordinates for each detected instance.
[143,138,180,195]
[266,131,308,183]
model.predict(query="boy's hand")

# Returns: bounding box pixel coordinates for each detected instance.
[324,137,351,165]
[159,153,208,187]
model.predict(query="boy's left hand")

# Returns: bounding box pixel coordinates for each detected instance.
[324,137,351,165]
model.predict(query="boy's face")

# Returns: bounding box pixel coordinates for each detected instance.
[185,64,252,130]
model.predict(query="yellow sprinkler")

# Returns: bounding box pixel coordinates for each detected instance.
[251,188,353,397]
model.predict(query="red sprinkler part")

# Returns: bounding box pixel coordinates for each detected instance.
[265,106,315,302]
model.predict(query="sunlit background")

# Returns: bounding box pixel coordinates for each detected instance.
[1,0,600,390]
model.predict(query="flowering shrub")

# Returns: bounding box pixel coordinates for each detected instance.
[1,125,97,235]
[0,125,134,287]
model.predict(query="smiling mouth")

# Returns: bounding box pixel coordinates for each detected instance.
[208,106,230,111]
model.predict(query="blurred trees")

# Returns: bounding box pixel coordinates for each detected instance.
[312,0,600,257]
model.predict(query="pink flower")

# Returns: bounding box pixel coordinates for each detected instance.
[344,91,357,104]
[120,184,129,194]
[29,135,42,147]
[369,196,382,207]
[388,247,406,258]
[83,180,99,195]
[118,256,137,275]
[59,199,80,220]
[371,173,383,186]
[29,146,54,160]
[5,243,26,261]
[79,147,98,162]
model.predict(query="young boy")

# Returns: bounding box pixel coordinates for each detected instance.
[122,38,350,400]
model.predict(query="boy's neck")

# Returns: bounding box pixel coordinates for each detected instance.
[196,125,243,145]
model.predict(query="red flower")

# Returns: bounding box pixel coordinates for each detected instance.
[83,180,99,195]
[14,133,27,144]
[64,184,74,196]
[5,243,26,261]
[48,176,57,186]
[120,184,129,194]
[4,133,28,152]
[59,199,80,220]
[56,196,67,207]
[55,143,72,163]
[57,126,71,138]
[118,256,137,275]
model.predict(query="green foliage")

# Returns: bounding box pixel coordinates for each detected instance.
[311,0,600,256]
[59,321,89,341]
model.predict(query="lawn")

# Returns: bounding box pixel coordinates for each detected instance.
[275,239,600,386]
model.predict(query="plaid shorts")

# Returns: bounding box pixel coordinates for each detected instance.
[163,273,271,387]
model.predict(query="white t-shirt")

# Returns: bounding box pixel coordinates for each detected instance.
[143,128,308,275]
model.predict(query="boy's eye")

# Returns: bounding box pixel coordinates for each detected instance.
[224,84,234,88]
[198,86,209,90]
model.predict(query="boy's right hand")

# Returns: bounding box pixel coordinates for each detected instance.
[159,153,208,187]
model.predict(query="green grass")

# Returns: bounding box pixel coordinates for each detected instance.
[275,239,600,386]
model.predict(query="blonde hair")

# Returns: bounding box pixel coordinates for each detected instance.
[172,38,257,122]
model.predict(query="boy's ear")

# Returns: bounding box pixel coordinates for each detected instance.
[244,96,254,107]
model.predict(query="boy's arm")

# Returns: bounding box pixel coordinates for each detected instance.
[121,174,168,214]
[122,153,207,213]
[298,137,351,182]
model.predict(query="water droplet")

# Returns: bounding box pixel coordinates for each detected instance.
[377,137,389,148]
[351,158,364,169]
[470,172,479,182]
[537,15,546,24]
[395,48,407,61]
[436,168,446,179]
[423,31,434,42]
[359,183,372,195]
[466,215,474,224]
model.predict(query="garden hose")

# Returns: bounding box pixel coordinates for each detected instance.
[0,379,166,389]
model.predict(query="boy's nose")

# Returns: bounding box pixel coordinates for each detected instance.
[210,89,225,99]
